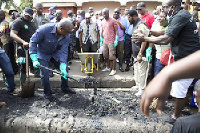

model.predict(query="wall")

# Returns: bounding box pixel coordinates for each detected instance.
[43,7,76,18]
[82,1,161,16]
[82,1,121,17]
[126,1,162,14]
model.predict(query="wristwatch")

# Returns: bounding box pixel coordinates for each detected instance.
[149,30,152,36]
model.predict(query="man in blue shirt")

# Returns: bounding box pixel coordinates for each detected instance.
[0,47,19,95]
[122,11,133,71]
[29,18,76,99]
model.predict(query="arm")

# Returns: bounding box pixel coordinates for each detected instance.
[114,20,119,36]
[97,31,100,49]
[116,21,125,30]
[140,50,200,117]
[10,30,29,47]
[79,32,82,48]
[59,36,69,64]
[135,34,174,45]
[0,21,9,36]
[137,42,147,63]
[151,29,166,37]
[101,28,104,39]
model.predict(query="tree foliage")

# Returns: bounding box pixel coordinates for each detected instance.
[0,0,33,12]
[20,0,33,11]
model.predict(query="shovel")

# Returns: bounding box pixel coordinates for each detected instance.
[36,64,80,82]
[20,49,35,98]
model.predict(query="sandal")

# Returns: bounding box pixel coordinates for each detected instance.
[9,89,20,95]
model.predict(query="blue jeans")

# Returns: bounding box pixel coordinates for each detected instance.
[0,52,16,92]
[38,59,69,98]
[154,58,166,77]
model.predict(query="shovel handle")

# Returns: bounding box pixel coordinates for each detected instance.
[36,64,79,82]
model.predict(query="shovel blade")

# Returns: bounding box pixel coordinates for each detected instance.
[21,81,35,98]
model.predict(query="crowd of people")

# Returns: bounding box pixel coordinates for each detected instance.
[1,0,200,131]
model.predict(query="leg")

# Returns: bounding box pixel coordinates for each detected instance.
[51,59,75,93]
[0,52,16,92]
[170,78,194,120]
[154,58,165,77]
[117,41,124,72]
[137,59,148,94]
[174,98,186,119]
[102,43,110,70]
[124,35,132,71]
[38,59,52,98]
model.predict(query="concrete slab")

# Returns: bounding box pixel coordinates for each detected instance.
[0,59,135,88]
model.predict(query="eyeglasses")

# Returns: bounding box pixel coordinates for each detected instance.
[136,9,142,10]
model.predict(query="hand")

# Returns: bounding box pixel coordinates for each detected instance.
[137,54,142,63]
[80,43,82,49]
[23,42,29,48]
[114,35,119,47]
[100,37,104,47]
[116,21,121,26]
[60,63,68,79]
[30,54,39,68]
[146,47,152,62]
[17,57,26,64]
[33,61,40,68]
[97,43,100,49]
[132,33,145,43]
[140,69,172,117]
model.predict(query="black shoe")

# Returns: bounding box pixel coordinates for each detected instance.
[119,67,124,72]
[125,65,130,71]
[62,88,76,94]
[129,62,133,67]
[166,117,176,125]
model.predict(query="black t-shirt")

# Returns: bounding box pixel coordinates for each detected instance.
[171,112,200,133]
[166,10,200,61]
[12,17,36,43]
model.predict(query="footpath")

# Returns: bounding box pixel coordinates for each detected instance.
[0,59,135,88]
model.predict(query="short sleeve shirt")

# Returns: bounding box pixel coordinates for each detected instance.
[171,112,200,133]
[12,17,36,43]
[139,12,155,29]
[166,10,200,61]
[101,18,116,44]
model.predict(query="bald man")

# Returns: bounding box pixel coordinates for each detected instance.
[29,18,76,99]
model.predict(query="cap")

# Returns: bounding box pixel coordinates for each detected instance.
[85,13,91,18]
[24,7,33,17]
[48,6,56,11]
[9,10,18,15]
[136,2,146,10]
[67,10,73,15]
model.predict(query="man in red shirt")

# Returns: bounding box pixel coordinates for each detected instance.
[136,2,155,29]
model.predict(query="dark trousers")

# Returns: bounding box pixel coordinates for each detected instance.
[38,58,69,98]
[0,52,16,92]
[3,42,18,73]
[154,58,166,77]
[124,35,132,65]
[82,40,97,52]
